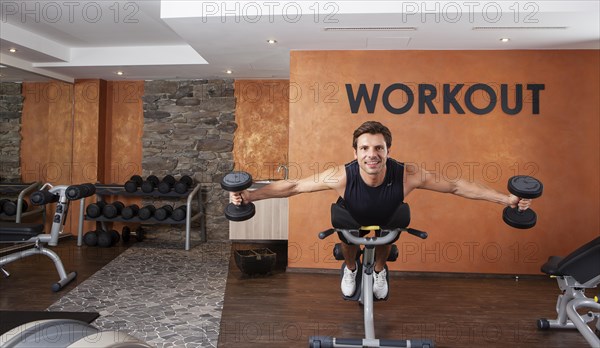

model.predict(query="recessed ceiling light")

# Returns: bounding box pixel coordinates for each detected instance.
[267,39,277,44]
[226,70,233,74]
[500,38,510,42]
[9,48,17,53]
[116,71,124,75]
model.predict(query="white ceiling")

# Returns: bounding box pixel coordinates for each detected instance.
[1,0,599,83]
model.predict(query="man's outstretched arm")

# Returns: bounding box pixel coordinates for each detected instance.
[405,164,531,210]
[230,165,346,205]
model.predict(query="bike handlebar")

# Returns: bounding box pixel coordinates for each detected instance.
[318,227,428,246]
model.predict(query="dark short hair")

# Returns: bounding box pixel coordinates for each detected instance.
[352,121,392,149]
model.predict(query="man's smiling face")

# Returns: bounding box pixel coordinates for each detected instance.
[354,133,389,177]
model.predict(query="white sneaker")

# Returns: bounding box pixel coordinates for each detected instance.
[373,268,388,299]
[341,263,357,296]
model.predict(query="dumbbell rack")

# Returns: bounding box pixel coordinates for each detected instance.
[0,182,45,223]
[77,183,205,251]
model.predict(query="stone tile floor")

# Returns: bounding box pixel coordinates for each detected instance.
[48,232,231,348]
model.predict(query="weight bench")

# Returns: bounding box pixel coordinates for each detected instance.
[537,236,600,347]
[0,221,77,292]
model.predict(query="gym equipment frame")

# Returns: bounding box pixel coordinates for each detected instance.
[78,183,205,250]
[310,227,434,348]
[0,183,88,291]
[537,236,600,347]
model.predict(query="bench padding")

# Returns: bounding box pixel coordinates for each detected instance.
[0,222,44,242]
[541,236,600,284]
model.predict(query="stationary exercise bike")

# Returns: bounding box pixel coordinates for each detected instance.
[309,202,435,348]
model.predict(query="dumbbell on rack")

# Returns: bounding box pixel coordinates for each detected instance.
[171,205,186,221]
[121,226,145,243]
[154,205,173,221]
[124,175,143,193]
[138,205,156,220]
[83,230,99,246]
[121,204,140,220]
[97,229,120,248]
[0,199,8,214]
[141,175,160,193]
[86,201,106,218]
[174,175,193,194]
[102,201,125,219]
[1,199,28,216]
[135,204,187,221]
[158,175,176,194]
[83,229,119,247]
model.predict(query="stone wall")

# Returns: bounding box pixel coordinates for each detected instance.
[0,82,23,182]
[142,80,236,241]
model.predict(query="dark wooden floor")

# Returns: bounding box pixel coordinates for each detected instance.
[0,240,593,348]
[219,243,592,348]
[0,238,129,311]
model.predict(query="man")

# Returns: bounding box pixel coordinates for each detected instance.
[229,121,532,299]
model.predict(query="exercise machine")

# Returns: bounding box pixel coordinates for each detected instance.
[0,319,151,347]
[1,183,153,347]
[309,202,435,348]
[0,183,93,291]
[537,235,600,347]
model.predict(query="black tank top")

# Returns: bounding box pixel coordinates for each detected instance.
[342,158,406,226]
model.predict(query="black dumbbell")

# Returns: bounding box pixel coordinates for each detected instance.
[2,200,28,216]
[171,205,186,221]
[96,230,111,247]
[0,199,9,214]
[154,205,173,221]
[30,190,59,205]
[86,201,106,218]
[138,205,156,220]
[124,175,143,193]
[221,171,255,221]
[65,183,96,200]
[97,229,120,247]
[502,176,543,229]
[122,226,145,243]
[0,198,10,214]
[83,230,99,246]
[158,175,176,194]
[121,226,132,243]
[121,204,140,220]
[135,226,145,241]
[174,175,193,194]
[102,201,125,218]
[141,175,160,193]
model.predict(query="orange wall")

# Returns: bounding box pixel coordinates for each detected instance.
[72,80,103,232]
[287,50,600,274]
[234,80,289,180]
[21,82,74,185]
[20,80,144,235]
[21,82,74,231]
[104,81,144,184]
[102,81,144,232]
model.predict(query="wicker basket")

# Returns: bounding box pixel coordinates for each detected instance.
[234,248,276,276]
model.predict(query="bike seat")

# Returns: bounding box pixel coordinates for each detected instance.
[331,199,411,230]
